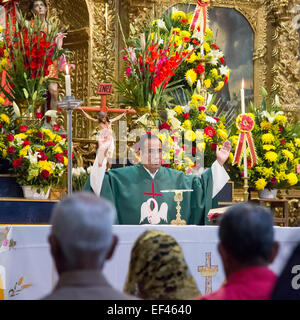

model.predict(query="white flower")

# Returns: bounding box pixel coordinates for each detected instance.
[72,168,81,177]
[187,75,193,87]
[183,105,191,113]
[13,101,21,118]
[219,65,230,76]
[157,19,167,30]
[192,30,202,41]
[25,151,38,164]
[196,80,201,94]
[205,116,217,124]
[206,94,213,105]
[166,108,177,120]
[169,118,182,130]
[207,56,219,66]
[212,50,224,59]
[158,38,164,46]
[87,166,93,174]
[135,113,150,126]
[59,139,66,146]
[45,110,58,119]
[79,167,86,175]
[260,110,284,123]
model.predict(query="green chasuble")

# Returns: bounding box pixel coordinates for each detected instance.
[83,164,218,225]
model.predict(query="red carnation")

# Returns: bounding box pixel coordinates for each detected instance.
[37,150,48,161]
[159,122,171,130]
[35,112,43,119]
[192,40,200,46]
[41,170,50,179]
[204,126,216,138]
[280,139,286,145]
[279,126,284,132]
[183,37,190,42]
[194,64,205,74]
[45,141,56,147]
[192,147,197,154]
[271,177,277,184]
[22,140,30,147]
[7,146,16,154]
[198,106,206,112]
[211,44,219,50]
[180,19,188,23]
[220,57,225,64]
[214,117,220,122]
[6,134,14,141]
[19,125,28,133]
[13,158,23,168]
[53,124,60,132]
[210,142,217,150]
[182,113,190,120]
[61,135,67,139]
[224,75,228,84]
[0,123,3,129]
[37,131,44,139]
[55,153,65,163]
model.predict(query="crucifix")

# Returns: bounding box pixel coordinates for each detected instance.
[144,182,163,209]
[198,252,218,294]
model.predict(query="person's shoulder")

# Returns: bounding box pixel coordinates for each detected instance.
[106,165,139,176]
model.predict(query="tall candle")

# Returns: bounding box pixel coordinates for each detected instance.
[65,65,71,97]
[200,23,204,56]
[241,79,247,178]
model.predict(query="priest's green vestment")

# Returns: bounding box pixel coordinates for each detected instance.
[83,164,218,225]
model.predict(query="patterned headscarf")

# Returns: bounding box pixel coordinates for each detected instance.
[124,229,201,300]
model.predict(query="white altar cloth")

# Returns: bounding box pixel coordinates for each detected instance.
[0,225,299,300]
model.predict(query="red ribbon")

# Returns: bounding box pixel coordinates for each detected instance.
[190,0,210,32]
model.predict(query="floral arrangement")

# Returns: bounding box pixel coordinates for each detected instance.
[230,89,300,191]
[72,166,92,191]
[0,12,65,114]
[0,120,68,193]
[152,7,230,94]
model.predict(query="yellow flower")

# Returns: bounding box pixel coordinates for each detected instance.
[203,42,211,53]
[204,79,211,88]
[260,121,271,130]
[263,145,275,151]
[191,94,205,106]
[0,97,5,106]
[37,161,54,174]
[262,133,275,144]
[276,171,286,183]
[19,145,30,157]
[265,151,278,162]
[64,157,68,166]
[0,113,10,124]
[15,133,27,140]
[4,49,8,58]
[216,129,228,140]
[255,178,267,190]
[262,167,274,178]
[0,58,7,67]
[282,149,294,162]
[195,130,204,141]
[53,146,63,154]
[294,138,300,147]
[180,30,191,39]
[198,112,206,122]
[54,135,62,143]
[174,35,182,46]
[230,135,239,147]
[173,105,183,115]
[186,52,197,63]
[205,28,213,38]
[214,81,224,91]
[228,152,234,163]
[275,114,287,124]
[172,28,181,35]
[185,69,197,84]
[171,11,186,21]
[286,173,298,186]
[285,142,295,153]
[0,26,3,33]
[197,142,206,152]
[208,104,218,113]
[184,130,196,142]
[182,120,192,130]
[211,68,218,78]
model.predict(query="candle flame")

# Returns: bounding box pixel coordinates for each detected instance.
[65,64,69,75]
[241,78,245,89]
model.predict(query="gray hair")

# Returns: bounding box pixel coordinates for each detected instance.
[50,192,116,268]
[219,203,275,264]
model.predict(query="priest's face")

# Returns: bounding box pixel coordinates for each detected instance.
[139,138,162,173]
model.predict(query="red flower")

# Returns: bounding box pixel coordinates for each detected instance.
[55,153,65,163]
[37,132,44,139]
[163,164,171,168]
[182,113,190,120]
[194,64,205,74]
[22,140,30,147]
[210,142,217,150]
[45,141,56,147]
[224,75,228,84]
[7,147,16,154]
[198,106,206,112]
[159,122,171,130]
[204,126,216,138]
[53,124,60,132]
[6,134,14,141]
[279,126,284,132]
[192,39,200,46]
[37,150,48,161]
[192,147,197,154]
[280,139,286,145]
[180,19,188,23]
[41,170,50,179]
[61,135,67,139]
[220,57,225,64]
[35,112,43,119]
[271,177,277,184]
[19,125,28,133]
[211,44,219,50]
[13,158,23,168]
[182,145,187,151]
[0,123,3,129]
[214,117,220,122]
[183,37,190,42]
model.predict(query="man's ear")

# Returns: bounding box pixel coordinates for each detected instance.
[106,235,118,261]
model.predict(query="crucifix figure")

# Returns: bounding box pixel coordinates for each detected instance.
[198,252,218,294]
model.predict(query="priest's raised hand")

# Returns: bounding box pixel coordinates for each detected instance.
[216,140,231,166]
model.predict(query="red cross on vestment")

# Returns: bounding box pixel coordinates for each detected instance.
[144,182,162,209]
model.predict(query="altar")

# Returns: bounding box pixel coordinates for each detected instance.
[0,224,299,300]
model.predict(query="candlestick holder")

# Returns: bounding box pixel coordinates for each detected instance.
[243,176,249,202]
[58,96,83,195]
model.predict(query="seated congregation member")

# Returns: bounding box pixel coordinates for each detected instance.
[196,203,279,300]
[124,229,200,299]
[43,192,137,300]
[84,133,231,225]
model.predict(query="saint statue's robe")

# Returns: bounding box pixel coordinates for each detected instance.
[83,159,229,225]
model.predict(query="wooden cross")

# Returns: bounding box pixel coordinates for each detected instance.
[144,182,163,209]
[198,252,218,294]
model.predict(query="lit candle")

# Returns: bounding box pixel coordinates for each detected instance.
[65,65,71,97]
[200,23,204,56]
[241,79,247,178]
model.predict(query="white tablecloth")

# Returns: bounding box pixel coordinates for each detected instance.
[0,225,299,300]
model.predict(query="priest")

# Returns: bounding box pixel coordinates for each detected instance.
[83,133,231,225]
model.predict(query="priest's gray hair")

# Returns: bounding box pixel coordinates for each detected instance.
[50,192,116,269]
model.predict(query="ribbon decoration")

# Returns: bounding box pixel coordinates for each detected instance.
[0,0,20,28]
[232,114,258,168]
[190,0,210,32]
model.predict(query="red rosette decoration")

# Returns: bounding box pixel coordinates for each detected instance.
[190,0,210,32]
[232,114,257,168]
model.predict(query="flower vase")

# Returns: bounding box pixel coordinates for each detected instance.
[50,187,67,200]
[258,188,278,199]
[22,186,50,200]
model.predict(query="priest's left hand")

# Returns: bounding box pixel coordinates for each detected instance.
[216,140,231,166]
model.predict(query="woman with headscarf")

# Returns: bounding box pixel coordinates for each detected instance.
[124,229,201,300]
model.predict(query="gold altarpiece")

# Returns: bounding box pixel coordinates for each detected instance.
[26,0,299,222]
